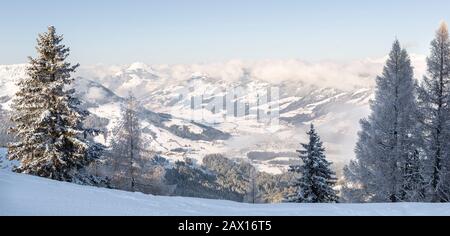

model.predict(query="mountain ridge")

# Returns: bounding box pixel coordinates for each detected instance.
[0,63,375,174]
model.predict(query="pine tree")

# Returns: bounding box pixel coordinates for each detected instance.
[288,124,338,203]
[8,26,103,182]
[417,22,450,202]
[109,93,143,192]
[343,40,423,202]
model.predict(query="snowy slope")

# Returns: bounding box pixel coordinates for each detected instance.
[1,170,449,216]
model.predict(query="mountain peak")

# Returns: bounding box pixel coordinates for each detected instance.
[127,62,152,72]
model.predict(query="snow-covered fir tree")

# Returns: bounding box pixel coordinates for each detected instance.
[343,40,424,202]
[8,26,103,182]
[288,124,338,203]
[109,93,143,192]
[417,22,450,202]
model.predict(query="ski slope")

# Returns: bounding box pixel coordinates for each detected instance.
[1,170,450,216]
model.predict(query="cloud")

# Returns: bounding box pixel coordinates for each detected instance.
[249,59,382,90]
[77,55,427,91]
[76,64,125,79]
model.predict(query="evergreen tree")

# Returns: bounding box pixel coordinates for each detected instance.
[8,26,103,182]
[288,124,338,203]
[417,22,450,202]
[109,93,143,192]
[343,40,423,202]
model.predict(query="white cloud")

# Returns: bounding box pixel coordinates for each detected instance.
[76,64,125,79]
[77,55,427,91]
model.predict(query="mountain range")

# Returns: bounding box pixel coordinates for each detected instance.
[0,58,426,174]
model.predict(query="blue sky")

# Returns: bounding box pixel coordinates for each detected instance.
[0,0,449,65]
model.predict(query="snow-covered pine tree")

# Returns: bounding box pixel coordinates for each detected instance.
[417,22,450,202]
[8,26,103,182]
[288,124,338,203]
[343,40,423,202]
[109,93,143,192]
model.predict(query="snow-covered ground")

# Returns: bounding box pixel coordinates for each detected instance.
[1,170,450,216]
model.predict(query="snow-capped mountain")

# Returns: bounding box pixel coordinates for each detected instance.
[0,64,231,165]
[0,61,379,174]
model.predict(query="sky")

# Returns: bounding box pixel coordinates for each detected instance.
[0,0,449,65]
